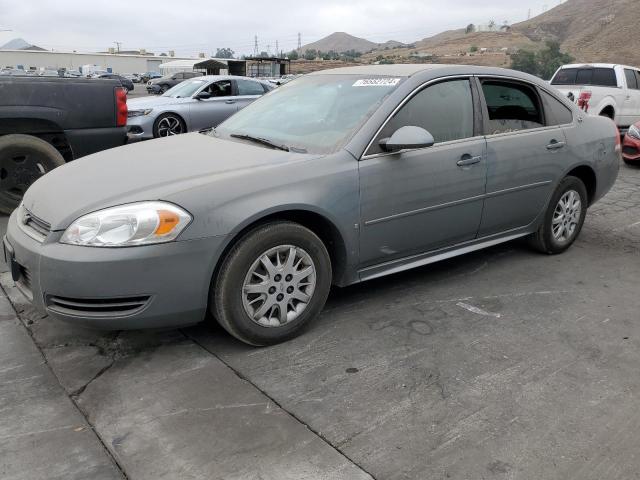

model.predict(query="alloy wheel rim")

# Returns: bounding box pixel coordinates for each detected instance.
[552,190,582,242]
[157,116,183,136]
[242,245,316,327]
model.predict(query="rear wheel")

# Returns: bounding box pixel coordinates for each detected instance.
[529,175,587,254]
[213,222,332,346]
[0,134,65,214]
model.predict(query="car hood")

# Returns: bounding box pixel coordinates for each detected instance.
[127,96,186,109]
[23,133,314,230]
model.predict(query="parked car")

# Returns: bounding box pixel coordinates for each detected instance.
[39,69,60,77]
[140,71,162,83]
[97,73,134,92]
[63,69,82,78]
[127,75,272,139]
[123,73,141,83]
[622,121,640,164]
[146,71,204,94]
[4,65,619,346]
[0,68,25,76]
[0,76,128,213]
[551,63,640,130]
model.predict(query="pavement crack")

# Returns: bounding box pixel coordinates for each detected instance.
[184,330,378,480]
[70,360,115,398]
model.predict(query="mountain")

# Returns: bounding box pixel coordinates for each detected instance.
[298,32,379,53]
[0,38,46,51]
[513,0,640,66]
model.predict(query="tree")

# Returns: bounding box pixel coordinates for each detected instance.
[510,50,537,75]
[466,24,475,34]
[214,48,234,59]
[287,50,299,60]
[510,41,574,79]
[303,49,317,60]
[469,45,478,53]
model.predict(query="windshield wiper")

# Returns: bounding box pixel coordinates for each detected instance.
[230,133,290,152]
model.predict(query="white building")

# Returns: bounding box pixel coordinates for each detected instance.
[0,49,195,74]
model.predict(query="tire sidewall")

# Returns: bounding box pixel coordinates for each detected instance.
[214,222,332,346]
[542,176,588,253]
[0,134,65,214]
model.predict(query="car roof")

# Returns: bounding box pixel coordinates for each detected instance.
[308,64,541,79]
[559,63,639,70]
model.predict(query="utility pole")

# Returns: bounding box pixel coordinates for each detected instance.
[527,8,531,19]
[253,35,259,57]
[297,32,302,50]
[275,40,279,58]
[113,41,121,53]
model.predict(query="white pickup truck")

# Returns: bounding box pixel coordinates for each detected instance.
[550,63,640,131]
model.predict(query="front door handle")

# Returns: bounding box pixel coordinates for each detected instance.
[546,140,566,150]
[457,155,482,167]
[225,99,236,104]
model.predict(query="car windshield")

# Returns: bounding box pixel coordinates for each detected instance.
[162,79,206,98]
[214,74,404,154]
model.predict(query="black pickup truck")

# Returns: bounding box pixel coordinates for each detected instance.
[0,76,128,213]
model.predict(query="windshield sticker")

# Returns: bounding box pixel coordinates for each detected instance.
[353,78,401,87]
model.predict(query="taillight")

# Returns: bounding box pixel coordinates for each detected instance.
[115,87,128,127]
[577,91,592,112]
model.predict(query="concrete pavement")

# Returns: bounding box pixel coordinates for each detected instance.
[1,163,639,479]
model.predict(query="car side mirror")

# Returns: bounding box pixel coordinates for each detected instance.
[195,91,212,100]
[379,126,435,153]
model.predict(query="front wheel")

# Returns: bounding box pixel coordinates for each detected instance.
[0,134,65,214]
[529,175,588,254]
[212,222,332,346]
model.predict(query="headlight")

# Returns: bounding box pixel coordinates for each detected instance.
[127,108,153,118]
[628,124,640,140]
[60,202,191,247]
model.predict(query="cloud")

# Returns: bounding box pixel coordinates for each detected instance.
[0,0,554,56]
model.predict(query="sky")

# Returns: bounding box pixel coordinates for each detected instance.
[0,0,563,57]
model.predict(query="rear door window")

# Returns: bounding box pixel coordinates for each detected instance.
[236,79,267,96]
[481,80,544,134]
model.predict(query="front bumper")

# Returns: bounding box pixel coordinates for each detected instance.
[146,84,161,94]
[5,210,227,329]
[622,135,640,162]
[126,115,155,140]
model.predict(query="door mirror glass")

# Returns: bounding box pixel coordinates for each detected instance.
[195,91,212,100]
[379,126,435,153]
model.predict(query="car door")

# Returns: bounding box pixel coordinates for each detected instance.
[358,78,487,267]
[234,79,267,111]
[477,77,569,237]
[188,79,237,130]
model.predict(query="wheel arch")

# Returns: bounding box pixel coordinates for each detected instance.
[599,104,616,120]
[211,207,351,290]
[566,164,597,205]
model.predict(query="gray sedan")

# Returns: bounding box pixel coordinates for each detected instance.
[5,65,619,346]
[126,75,273,139]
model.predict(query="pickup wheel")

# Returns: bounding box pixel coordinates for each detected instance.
[0,134,65,214]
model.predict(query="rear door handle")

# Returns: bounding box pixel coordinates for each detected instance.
[457,155,482,167]
[225,99,236,104]
[546,140,566,150]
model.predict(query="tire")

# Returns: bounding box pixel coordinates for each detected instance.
[153,113,186,138]
[529,175,588,254]
[0,134,65,214]
[623,158,638,166]
[212,221,332,346]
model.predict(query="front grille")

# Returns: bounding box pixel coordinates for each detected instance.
[20,208,51,242]
[46,295,151,317]
[623,145,639,156]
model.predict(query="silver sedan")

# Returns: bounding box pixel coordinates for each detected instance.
[126,75,273,139]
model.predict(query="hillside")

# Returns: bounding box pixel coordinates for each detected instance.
[513,0,640,65]
[298,32,379,53]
